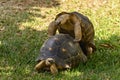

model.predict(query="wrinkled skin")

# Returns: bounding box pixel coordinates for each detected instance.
[48,12,96,56]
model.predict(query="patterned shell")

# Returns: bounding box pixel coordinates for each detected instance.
[36,34,87,68]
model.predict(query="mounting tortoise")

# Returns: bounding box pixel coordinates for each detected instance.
[48,11,96,56]
[35,34,87,74]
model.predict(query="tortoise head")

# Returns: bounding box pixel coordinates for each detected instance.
[45,58,55,66]
[46,58,58,74]
[35,58,58,75]
[55,12,70,25]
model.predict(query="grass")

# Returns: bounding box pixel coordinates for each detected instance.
[0,0,120,80]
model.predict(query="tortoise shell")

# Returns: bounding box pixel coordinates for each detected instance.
[35,34,87,70]
[48,12,96,56]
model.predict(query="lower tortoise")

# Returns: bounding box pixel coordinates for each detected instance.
[35,34,87,74]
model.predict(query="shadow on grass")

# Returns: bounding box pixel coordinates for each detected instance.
[0,0,120,79]
[0,25,49,79]
[52,34,120,80]
[0,0,60,8]
[0,0,49,79]
[72,34,120,79]
[0,0,61,29]
[0,24,48,79]
[0,11,120,80]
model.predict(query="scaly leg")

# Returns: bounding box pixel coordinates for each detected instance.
[48,21,57,37]
[74,22,82,42]
[50,63,58,75]
[34,60,46,71]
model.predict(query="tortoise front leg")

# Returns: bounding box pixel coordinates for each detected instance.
[48,21,58,37]
[34,60,46,71]
[74,22,82,42]
[50,63,58,75]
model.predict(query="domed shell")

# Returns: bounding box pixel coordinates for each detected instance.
[36,34,87,68]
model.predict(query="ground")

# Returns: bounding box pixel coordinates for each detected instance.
[0,0,120,80]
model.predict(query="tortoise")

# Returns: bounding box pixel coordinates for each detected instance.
[35,34,87,74]
[48,11,96,56]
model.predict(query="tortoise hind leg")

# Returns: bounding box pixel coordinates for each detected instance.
[88,43,96,53]
[50,63,58,75]
[34,60,46,71]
